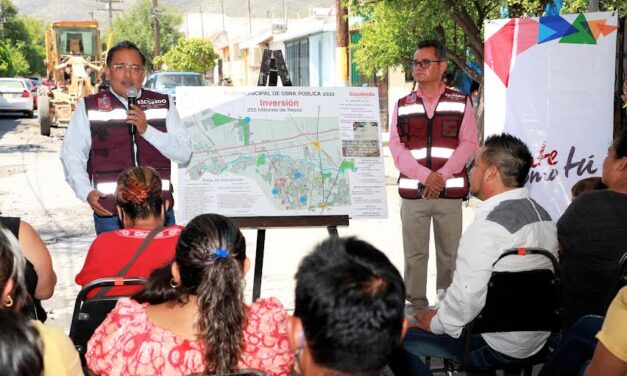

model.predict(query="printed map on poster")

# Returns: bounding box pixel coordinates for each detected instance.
[176,86,387,222]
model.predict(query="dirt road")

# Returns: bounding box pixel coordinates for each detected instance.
[0,114,93,329]
[0,115,92,237]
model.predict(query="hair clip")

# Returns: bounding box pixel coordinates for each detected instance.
[214,248,228,259]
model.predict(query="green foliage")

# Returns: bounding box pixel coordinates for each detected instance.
[562,0,627,15]
[108,0,184,66]
[6,42,30,76]
[16,16,47,75]
[154,38,219,73]
[0,0,47,76]
[0,42,16,76]
[349,0,623,81]
[354,0,472,77]
[349,0,490,81]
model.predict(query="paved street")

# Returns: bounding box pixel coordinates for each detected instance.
[0,114,476,335]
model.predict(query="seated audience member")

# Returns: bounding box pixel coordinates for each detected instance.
[570,176,606,200]
[86,213,292,376]
[585,285,627,376]
[0,216,56,321]
[538,287,627,376]
[288,236,407,376]
[0,225,82,375]
[0,309,44,376]
[536,315,604,376]
[558,130,627,329]
[75,166,182,297]
[390,133,558,375]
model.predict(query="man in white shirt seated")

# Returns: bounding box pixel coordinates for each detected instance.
[389,133,559,375]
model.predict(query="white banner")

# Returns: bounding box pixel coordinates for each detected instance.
[484,12,617,220]
[176,86,388,222]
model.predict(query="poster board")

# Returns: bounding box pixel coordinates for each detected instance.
[484,12,618,220]
[176,86,388,223]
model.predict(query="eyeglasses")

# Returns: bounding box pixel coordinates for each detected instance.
[110,64,144,74]
[411,59,444,69]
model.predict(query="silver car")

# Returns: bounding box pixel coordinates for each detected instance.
[0,78,35,117]
[143,71,205,104]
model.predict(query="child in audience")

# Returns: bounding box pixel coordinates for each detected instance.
[76,166,183,297]
[86,213,292,375]
[570,176,606,200]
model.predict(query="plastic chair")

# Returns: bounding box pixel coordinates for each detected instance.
[69,277,146,366]
[433,247,563,376]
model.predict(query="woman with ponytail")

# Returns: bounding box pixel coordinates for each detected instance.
[85,213,292,376]
[76,166,183,298]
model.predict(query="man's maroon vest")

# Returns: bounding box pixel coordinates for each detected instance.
[396,87,469,199]
[85,89,173,213]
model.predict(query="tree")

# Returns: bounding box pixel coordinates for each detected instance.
[108,0,183,65]
[6,42,29,75]
[154,38,219,73]
[0,0,47,76]
[561,0,626,14]
[18,16,48,76]
[347,0,594,139]
[0,42,16,76]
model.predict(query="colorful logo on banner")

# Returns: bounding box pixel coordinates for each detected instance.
[485,13,617,87]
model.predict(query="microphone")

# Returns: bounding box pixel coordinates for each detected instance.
[127,87,139,134]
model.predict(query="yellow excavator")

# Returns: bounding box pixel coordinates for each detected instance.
[38,21,112,136]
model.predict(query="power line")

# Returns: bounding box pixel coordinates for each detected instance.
[95,0,124,25]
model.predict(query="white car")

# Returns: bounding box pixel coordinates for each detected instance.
[0,78,35,117]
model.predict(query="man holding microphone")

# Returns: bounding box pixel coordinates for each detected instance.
[60,41,192,234]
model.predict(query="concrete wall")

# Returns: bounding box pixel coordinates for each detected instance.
[387,66,413,128]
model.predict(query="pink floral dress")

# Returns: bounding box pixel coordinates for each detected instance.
[86,298,293,376]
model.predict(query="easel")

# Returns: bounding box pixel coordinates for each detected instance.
[232,49,349,301]
[257,49,292,87]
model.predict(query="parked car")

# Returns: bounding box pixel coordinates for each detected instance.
[144,71,205,103]
[0,78,34,117]
[24,78,40,109]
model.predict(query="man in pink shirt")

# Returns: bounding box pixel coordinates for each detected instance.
[389,39,479,317]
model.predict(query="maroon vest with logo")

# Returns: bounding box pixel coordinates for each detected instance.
[85,89,173,213]
[396,87,469,199]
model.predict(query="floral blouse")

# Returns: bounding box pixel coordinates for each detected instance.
[86,297,293,375]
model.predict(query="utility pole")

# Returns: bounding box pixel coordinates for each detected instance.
[335,0,349,86]
[221,0,225,31]
[95,0,123,26]
[185,14,189,38]
[0,5,5,39]
[284,0,287,28]
[199,5,205,38]
[151,0,161,57]
[248,0,252,34]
